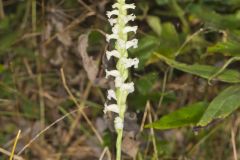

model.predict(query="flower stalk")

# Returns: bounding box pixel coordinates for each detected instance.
[104,0,138,159]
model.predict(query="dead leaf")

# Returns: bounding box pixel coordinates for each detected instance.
[122,132,140,158]
[51,17,72,47]
[50,46,64,66]
[77,34,99,83]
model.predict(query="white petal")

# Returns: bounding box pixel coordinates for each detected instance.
[123,26,138,33]
[117,39,126,49]
[115,76,124,88]
[104,103,119,114]
[122,57,139,68]
[108,18,117,26]
[120,82,134,93]
[112,3,120,9]
[126,39,138,49]
[106,50,120,60]
[107,89,117,100]
[105,69,120,78]
[124,14,136,23]
[106,34,118,42]
[114,116,123,129]
[106,10,119,18]
[125,3,136,9]
[112,25,119,34]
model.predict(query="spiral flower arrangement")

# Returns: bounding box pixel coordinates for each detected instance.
[104,0,138,159]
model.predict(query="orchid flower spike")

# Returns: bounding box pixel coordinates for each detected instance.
[104,1,138,159]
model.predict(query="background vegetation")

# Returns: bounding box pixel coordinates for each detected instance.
[0,0,240,159]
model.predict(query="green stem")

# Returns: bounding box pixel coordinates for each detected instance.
[116,128,123,160]
[115,0,127,159]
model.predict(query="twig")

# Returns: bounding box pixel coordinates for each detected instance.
[175,28,204,57]
[99,147,111,160]
[139,101,149,132]
[60,68,104,144]
[208,56,240,85]
[146,102,159,160]
[17,109,80,155]
[231,125,238,160]
[78,0,105,21]
[0,147,24,160]
[157,69,168,113]
[10,130,21,160]
[44,11,95,46]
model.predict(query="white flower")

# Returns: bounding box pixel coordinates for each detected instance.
[112,3,120,9]
[122,57,139,68]
[106,50,120,60]
[108,18,117,26]
[107,89,117,100]
[117,39,126,49]
[112,24,119,34]
[106,10,119,18]
[124,14,136,23]
[120,82,134,93]
[106,34,118,42]
[112,3,136,10]
[104,103,119,114]
[114,116,123,129]
[126,38,138,49]
[125,3,136,9]
[123,26,138,34]
[115,76,124,88]
[105,69,120,78]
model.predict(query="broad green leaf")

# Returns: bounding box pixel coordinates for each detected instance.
[207,38,240,56]
[155,0,169,5]
[146,16,162,36]
[146,102,208,129]
[198,85,240,126]
[0,31,19,54]
[157,23,180,58]
[187,4,240,29]
[154,53,240,83]
[202,0,240,6]
[135,72,158,95]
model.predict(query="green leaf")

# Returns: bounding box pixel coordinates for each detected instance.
[207,34,240,56]
[208,40,240,56]
[157,23,180,58]
[0,64,4,73]
[146,102,208,129]
[155,0,170,5]
[187,4,240,29]
[135,72,158,95]
[198,85,240,126]
[154,53,240,83]
[0,31,19,54]
[146,16,162,36]
[0,17,10,30]
[202,0,240,6]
